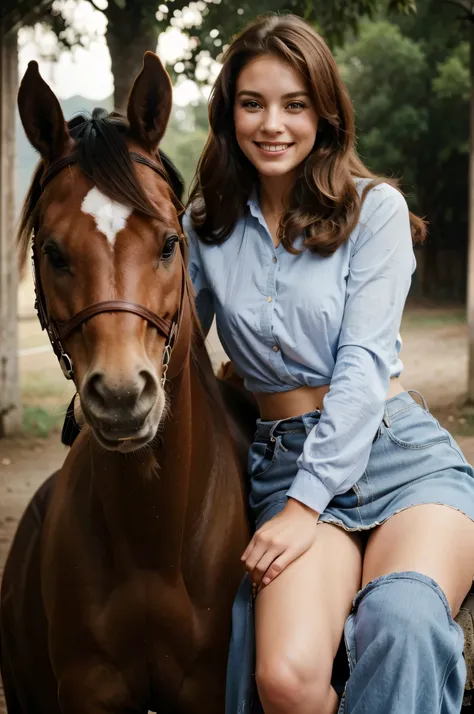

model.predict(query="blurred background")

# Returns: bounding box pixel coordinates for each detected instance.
[0,0,472,708]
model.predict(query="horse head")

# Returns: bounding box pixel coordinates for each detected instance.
[17,52,192,453]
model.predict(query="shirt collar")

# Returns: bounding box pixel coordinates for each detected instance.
[246,187,261,220]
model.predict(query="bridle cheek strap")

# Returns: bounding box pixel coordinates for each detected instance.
[33,151,186,387]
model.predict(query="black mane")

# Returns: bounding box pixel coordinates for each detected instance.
[18,107,185,271]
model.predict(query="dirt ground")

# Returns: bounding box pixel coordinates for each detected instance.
[1,304,474,711]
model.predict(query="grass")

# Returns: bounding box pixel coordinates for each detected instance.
[20,364,74,438]
[21,371,72,402]
[22,406,65,438]
[402,307,466,330]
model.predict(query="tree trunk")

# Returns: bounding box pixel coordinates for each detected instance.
[105,6,159,114]
[0,27,21,435]
[467,18,474,401]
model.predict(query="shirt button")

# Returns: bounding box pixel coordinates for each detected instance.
[273,345,279,353]
[267,296,272,302]
[272,256,278,263]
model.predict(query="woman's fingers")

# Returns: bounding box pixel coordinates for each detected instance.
[251,547,284,587]
[241,535,258,563]
[261,549,299,587]
[243,540,266,574]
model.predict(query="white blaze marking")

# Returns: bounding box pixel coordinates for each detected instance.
[81,187,132,248]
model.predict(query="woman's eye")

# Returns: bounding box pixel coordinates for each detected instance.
[43,244,69,272]
[287,102,306,110]
[161,235,179,262]
[242,101,261,110]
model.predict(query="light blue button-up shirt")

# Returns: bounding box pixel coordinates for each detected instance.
[183,179,416,515]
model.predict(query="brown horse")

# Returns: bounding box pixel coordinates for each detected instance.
[0,53,256,713]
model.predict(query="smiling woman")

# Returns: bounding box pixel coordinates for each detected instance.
[184,12,474,714]
[233,57,318,194]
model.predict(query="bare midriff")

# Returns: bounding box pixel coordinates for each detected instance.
[253,377,405,421]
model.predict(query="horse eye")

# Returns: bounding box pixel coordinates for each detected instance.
[160,235,179,262]
[42,243,69,272]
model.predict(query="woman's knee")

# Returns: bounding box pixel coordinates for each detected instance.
[256,652,333,712]
[349,571,464,665]
[342,571,467,712]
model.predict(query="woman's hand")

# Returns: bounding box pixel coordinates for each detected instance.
[241,498,319,592]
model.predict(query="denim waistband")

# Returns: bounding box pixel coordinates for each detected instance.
[255,409,321,441]
[255,391,428,441]
[383,390,428,420]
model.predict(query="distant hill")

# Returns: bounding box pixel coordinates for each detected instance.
[15,93,208,213]
[15,94,113,216]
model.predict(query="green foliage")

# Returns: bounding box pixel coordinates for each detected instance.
[336,20,428,192]
[160,101,209,194]
[433,42,469,102]
[164,0,418,74]
[338,0,470,299]
[388,0,417,12]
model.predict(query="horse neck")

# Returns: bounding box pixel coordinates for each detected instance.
[89,345,248,577]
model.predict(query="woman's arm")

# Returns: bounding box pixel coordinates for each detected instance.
[287,183,415,514]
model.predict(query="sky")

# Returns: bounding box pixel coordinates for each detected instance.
[17,0,212,105]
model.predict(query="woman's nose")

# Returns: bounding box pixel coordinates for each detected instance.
[260,108,285,135]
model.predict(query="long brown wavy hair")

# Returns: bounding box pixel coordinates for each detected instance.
[188,13,426,255]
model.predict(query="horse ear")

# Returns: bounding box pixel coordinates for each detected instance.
[127,52,172,153]
[17,61,70,162]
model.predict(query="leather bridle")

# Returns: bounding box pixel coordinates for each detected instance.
[32,151,185,388]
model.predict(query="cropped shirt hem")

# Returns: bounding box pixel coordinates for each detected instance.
[244,378,332,394]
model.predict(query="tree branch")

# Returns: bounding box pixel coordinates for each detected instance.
[86,0,106,13]
[438,0,472,14]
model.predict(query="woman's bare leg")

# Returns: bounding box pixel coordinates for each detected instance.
[255,523,363,714]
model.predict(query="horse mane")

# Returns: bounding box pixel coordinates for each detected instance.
[17,108,185,273]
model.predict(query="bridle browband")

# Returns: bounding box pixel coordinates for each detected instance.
[32,151,185,388]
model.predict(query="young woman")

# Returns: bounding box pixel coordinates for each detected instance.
[184,12,474,714]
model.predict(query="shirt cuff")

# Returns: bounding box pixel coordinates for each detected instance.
[286,468,333,516]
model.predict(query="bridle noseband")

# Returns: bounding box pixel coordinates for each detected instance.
[32,151,185,388]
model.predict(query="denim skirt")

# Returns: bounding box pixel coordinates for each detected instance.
[225,390,474,714]
[249,390,474,531]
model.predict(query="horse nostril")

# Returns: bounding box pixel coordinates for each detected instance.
[138,370,159,405]
[85,371,108,410]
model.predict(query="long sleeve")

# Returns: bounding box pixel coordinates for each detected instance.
[182,209,215,337]
[286,184,415,515]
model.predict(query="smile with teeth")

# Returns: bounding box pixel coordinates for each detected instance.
[255,142,294,152]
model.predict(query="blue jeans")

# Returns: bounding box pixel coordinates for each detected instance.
[339,572,466,713]
[226,392,474,714]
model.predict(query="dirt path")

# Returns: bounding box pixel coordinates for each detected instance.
[1,305,474,711]
[0,436,67,713]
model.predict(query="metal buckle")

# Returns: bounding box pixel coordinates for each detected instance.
[160,322,178,388]
[59,353,74,381]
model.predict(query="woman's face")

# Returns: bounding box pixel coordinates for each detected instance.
[233,55,318,180]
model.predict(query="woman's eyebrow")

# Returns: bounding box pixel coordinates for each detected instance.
[236,90,310,98]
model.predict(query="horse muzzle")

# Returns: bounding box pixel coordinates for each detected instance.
[95,422,159,453]
[80,368,166,451]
